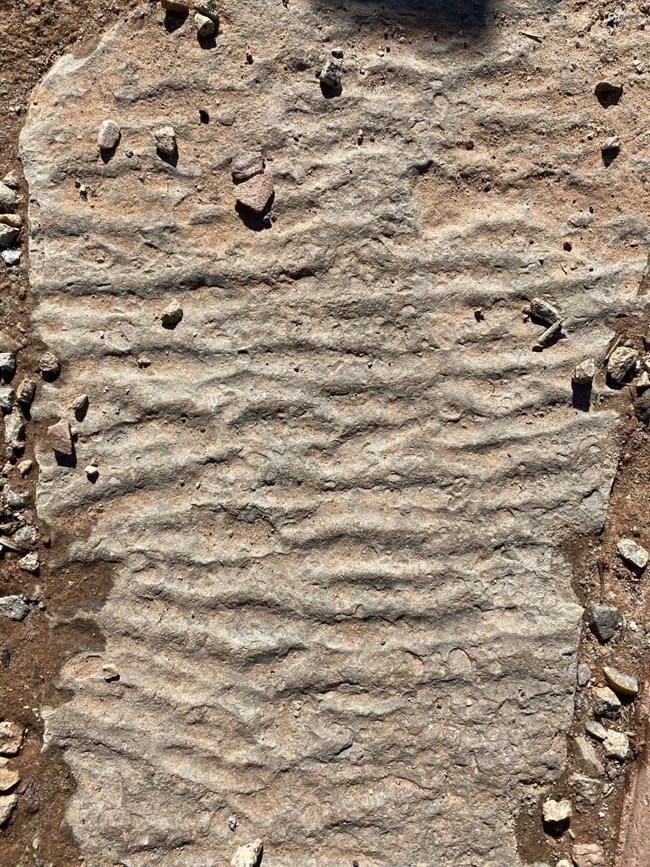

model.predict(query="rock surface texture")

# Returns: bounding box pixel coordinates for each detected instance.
[19,1,649,865]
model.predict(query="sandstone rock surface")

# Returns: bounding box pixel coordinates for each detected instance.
[19,1,649,865]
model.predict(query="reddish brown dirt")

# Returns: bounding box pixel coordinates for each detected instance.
[0,4,132,866]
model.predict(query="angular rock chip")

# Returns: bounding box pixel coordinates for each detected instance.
[542,798,571,824]
[195,12,215,37]
[572,842,606,866]
[0,722,24,757]
[194,0,218,21]
[231,151,265,184]
[571,736,604,777]
[0,352,14,381]
[607,346,638,384]
[4,408,25,451]
[592,686,621,719]
[16,377,36,406]
[529,297,560,326]
[0,793,17,828]
[602,729,629,761]
[161,299,183,327]
[17,552,39,574]
[235,172,274,213]
[161,0,189,10]
[231,838,263,867]
[573,359,596,385]
[48,419,73,456]
[0,182,17,211]
[0,596,29,622]
[0,387,14,413]
[569,773,604,806]
[0,762,20,793]
[38,351,60,380]
[0,225,20,251]
[587,602,621,643]
[617,537,649,570]
[320,59,341,90]
[154,126,177,159]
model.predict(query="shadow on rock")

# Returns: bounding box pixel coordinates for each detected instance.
[235,200,274,232]
[571,382,592,412]
[164,9,188,32]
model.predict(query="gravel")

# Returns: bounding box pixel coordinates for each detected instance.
[0,595,29,621]
[617,537,649,570]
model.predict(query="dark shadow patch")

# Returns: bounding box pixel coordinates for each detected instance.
[594,80,623,108]
[99,146,117,164]
[199,109,210,124]
[602,145,620,167]
[157,148,179,168]
[571,382,592,412]
[235,202,274,231]
[198,32,217,49]
[308,0,493,41]
[55,447,77,469]
[164,9,188,32]
[320,81,342,98]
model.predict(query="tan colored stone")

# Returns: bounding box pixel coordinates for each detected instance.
[231,839,263,867]
[571,842,606,866]
[0,793,16,827]
[0,761,20,793]
[0,722,23,757]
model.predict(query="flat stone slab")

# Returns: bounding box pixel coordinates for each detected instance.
[20,1,647,866]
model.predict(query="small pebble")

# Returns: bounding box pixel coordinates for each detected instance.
[194,0,219,20]
[320,60,342,91]
[235,172,274,213]
[0,352,16,382]
[587,602,621,643]
[17,460,32,478]
[0,182,17,212]
[0,387,14,413]
[603,664,639,696]
[332,47,344,58]
[0,225,20,251]
[161,0,190,10]
[617,537,649,570]
[16,378,35,408]
[98,120,121,152]
[573,358,596,385]
[154,126,177,159]
[1,250,20,267]
[38,351,60,381]
[102,663,120,682]
[47,419,73,456]
[0,595,29,622]
[72,393,89,414]
[85,464,99,481]
[161,299,183,327]
[231,839,263,867]
[231,151,265,184]
[0,722,23,757]
[195,12,215,36]
[542,798,571,825]
[17,552,39,575]
[592,685,621,719]
[228,815,238,831]
[577,663,591,686]
[0,793,17,828]
[607,346,638,385]
[602,729,629,761]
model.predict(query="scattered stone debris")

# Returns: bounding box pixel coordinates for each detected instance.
[154,126,177,159]
[161,299,183,328]
[573,359,596,385]
[98,119,121,152]
[231,151,265,184]
[602,729,629,761]
[235,172,274,214]
[38,351,60,381]
[607,346,638,385]
[85,463,99,481]
[528,297,560,326]
[17,552,39,575]
[603,664,639,697]
[2,173,18,191]
[0,352,16,382]
[332,47,344,58]
[102,663,120,682]
[47,419,73,456]
[0,596,29,622]
[3,485,26,510]
[228,815,238,831]
[16,377,36,407]
[572,736,604,777]
[617,537,648,570]
[634,388,650,426]
[195,12,215,36]
[0,722,23,757]
[0,214,22,228]
[231,839,263,867]
[572,841,606,866]
[320,60,342,91]
[637,370,650,393]
[587,602,621,643]
[577,663,591,686]
[592,686,621,719]
[542,797,571,825]
[601,136,620,166]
